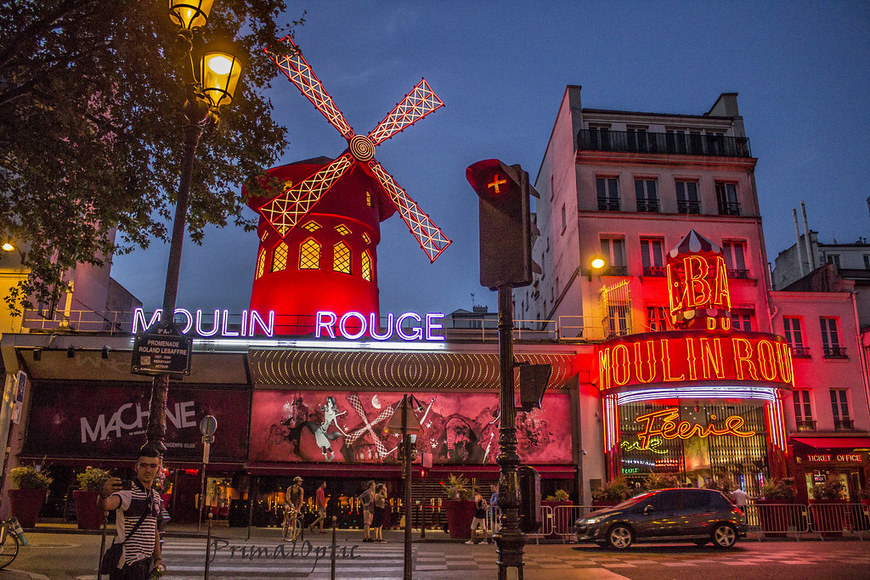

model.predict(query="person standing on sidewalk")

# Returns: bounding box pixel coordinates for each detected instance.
[359,480,376,542]
[283,476,304,541]
[466,487,489,545]
[731,487,748,509]
[372,484,387,543]
[309,481,328,533]
[99,446,164,580]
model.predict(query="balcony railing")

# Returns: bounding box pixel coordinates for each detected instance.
[790,346,811,358]
[677,200,701,214]
[834,419,854,431]
[578,129,752,158]
[823,346,848,359]
[643,266,666,277]
[795,419,816,431]
[727,268,750,279]
[717,200,742,216]
[636,200,659,212]
[597,199,620,211]
[603,266,629,276]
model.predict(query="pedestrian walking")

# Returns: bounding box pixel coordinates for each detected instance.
[309,481,328,533]
[99,446,165,580]
[488,484,499,540]
[372,484,388,543]
[283,476,304,541]
[731,487,748,508]
[466,487,489,545]
[359,480,376,542]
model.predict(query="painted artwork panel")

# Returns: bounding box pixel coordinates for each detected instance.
[249,390,572,465]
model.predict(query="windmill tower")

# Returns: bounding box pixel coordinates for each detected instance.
[244,37,451,335]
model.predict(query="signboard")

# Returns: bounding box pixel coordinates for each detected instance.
[11,370,27,424]
[131,321,192,375]
[597,329,794,391]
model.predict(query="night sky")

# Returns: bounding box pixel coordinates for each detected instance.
[111,2,870,318]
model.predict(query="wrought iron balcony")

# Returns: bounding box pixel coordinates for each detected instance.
[717,200,742,216]
[643,266,666,277]
[578,129,751,158]
[795,420,816,431]
[636,200,659,212]
[834,419,854,431]
[823,346,848,359]
[597,199,620,211]
[677,200,701,214]
[727,268,750,280]
[603,266,629,276]
[790,346,811,358]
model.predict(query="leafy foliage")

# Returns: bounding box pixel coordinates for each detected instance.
[441,473,472,501]
[0,1,304,313]
[592,478,632,502]
[811,478,845,501]
[10,465,52,490]
[544,489,570,502]
[760,477,797,502]
[76,466,111,492]
[641,472,681,491]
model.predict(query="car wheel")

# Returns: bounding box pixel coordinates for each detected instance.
[606,524,633,550]
[712,523,737,548]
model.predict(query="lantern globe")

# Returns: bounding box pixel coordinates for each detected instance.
[169,0,214,31]
[198,43,245,110]
[590,256,606,270]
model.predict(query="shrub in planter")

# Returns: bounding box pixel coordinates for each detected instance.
[591,478,631,505]
[811,479,844,501]
[641,472,681,491]
[757,477,797,538]
[810,479,846,536]
[8,465,52,528]
[74,467,111,530]
[544,489,570,503]
[760,477,797,502]
[441,474,474,539]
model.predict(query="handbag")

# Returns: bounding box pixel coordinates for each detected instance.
[100,493,152,574]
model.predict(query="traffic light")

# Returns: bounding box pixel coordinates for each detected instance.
[517,362,552,412]
[466,159,539,289]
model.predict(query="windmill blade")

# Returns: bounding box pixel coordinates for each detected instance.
[265,36,355,140]
[367,79,445,146]
[368,159,452,262]
[258,153,354,236]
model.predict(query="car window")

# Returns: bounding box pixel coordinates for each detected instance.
[649,490,680,510]
[680,491,711,510]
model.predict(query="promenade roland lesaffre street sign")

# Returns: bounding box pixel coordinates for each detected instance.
[131,321,192,376]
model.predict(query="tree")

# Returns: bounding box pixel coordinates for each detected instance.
[0,1,304,314]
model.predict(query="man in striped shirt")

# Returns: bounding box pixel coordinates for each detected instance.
[100,447,164,579]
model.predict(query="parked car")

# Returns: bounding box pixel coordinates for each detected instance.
[574,488,746,549]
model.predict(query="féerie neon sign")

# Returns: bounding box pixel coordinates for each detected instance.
[635,407,755,449]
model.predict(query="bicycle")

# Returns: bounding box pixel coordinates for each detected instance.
[0,517,24,570]
[282,506,304,542]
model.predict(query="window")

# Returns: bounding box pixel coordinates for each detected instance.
[783,317,809,357]
[366,191,372,207]
[607,303,629,337]
[271,242,288,272]
[731,311,753,331]
[255,248,266,279]
[793,390,814,430]
[820,317,846,358]
[722,240,748,278]
[600,236,627,275]
[829,389,853,430]
[675,180,700,214]
[335,224,351,236]
[647,306,671,332]
[550,175,554,201]
[333,242,351,274]
[826,253,841,268]
[561,204,566,232]
[640,237,665,276]
[666,129,688,154]
[634,179,659,212]
[715,182,740,215]
[588,125,611,150]
[302,221,321,232]
[299,238,321,270]
[627,126,648,152]
[596,177,620,211]
[361,250,372,281]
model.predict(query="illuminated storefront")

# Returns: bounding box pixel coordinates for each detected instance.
[597,231,794,494]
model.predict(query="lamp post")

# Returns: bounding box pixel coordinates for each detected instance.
[144,1,244,454]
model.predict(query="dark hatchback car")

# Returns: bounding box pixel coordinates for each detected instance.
[574,488,746,549]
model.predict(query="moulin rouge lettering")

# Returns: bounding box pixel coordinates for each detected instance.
[635,407,756,449]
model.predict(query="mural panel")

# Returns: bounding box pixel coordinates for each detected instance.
[249,390,572,465]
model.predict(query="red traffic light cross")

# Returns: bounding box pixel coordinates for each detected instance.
[466,159,539,289]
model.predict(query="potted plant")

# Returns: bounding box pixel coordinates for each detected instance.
[542,489,572,537]
[441,474,474,539]
[591,478,631,507]
[74,467,111,530]
[757,477,797,538]
[8,465,52,528]
[641,472,681,491]
[810,478,845,536]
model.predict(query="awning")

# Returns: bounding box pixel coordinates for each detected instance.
[790,437,870,450]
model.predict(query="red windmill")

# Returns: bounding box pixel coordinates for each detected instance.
[244,36,451,336]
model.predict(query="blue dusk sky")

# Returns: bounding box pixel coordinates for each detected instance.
[111,1,870,318]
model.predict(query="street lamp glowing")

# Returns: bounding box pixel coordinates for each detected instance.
[1,242,14,252]
[199,44,244,109]
[169,0,214,31]
[591,257,606,270]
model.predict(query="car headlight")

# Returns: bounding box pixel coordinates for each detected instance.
[583,517,603,525]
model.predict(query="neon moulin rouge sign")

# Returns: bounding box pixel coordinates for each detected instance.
[634,407,756,449]
[131,308,445,341]
[597,329,795,391]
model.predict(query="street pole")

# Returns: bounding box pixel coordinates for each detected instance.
[402,397,413,580]
[495,285,524,580]
[144,99,210,455]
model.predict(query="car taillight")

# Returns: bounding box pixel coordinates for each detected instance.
[734,507,743,517]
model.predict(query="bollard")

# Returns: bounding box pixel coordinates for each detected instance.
[330,516,337,580]
[204,512,213,580]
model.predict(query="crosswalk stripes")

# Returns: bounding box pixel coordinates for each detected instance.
[158,536,410,578]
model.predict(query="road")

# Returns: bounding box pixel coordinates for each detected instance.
[6,528,870,579]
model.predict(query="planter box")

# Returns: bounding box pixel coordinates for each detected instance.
[8,489,47,528]
[755,499,796,538]
[73,490,104,530]
[444,500,475,539]
[809,499,845,537]
[542,500,572,537]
